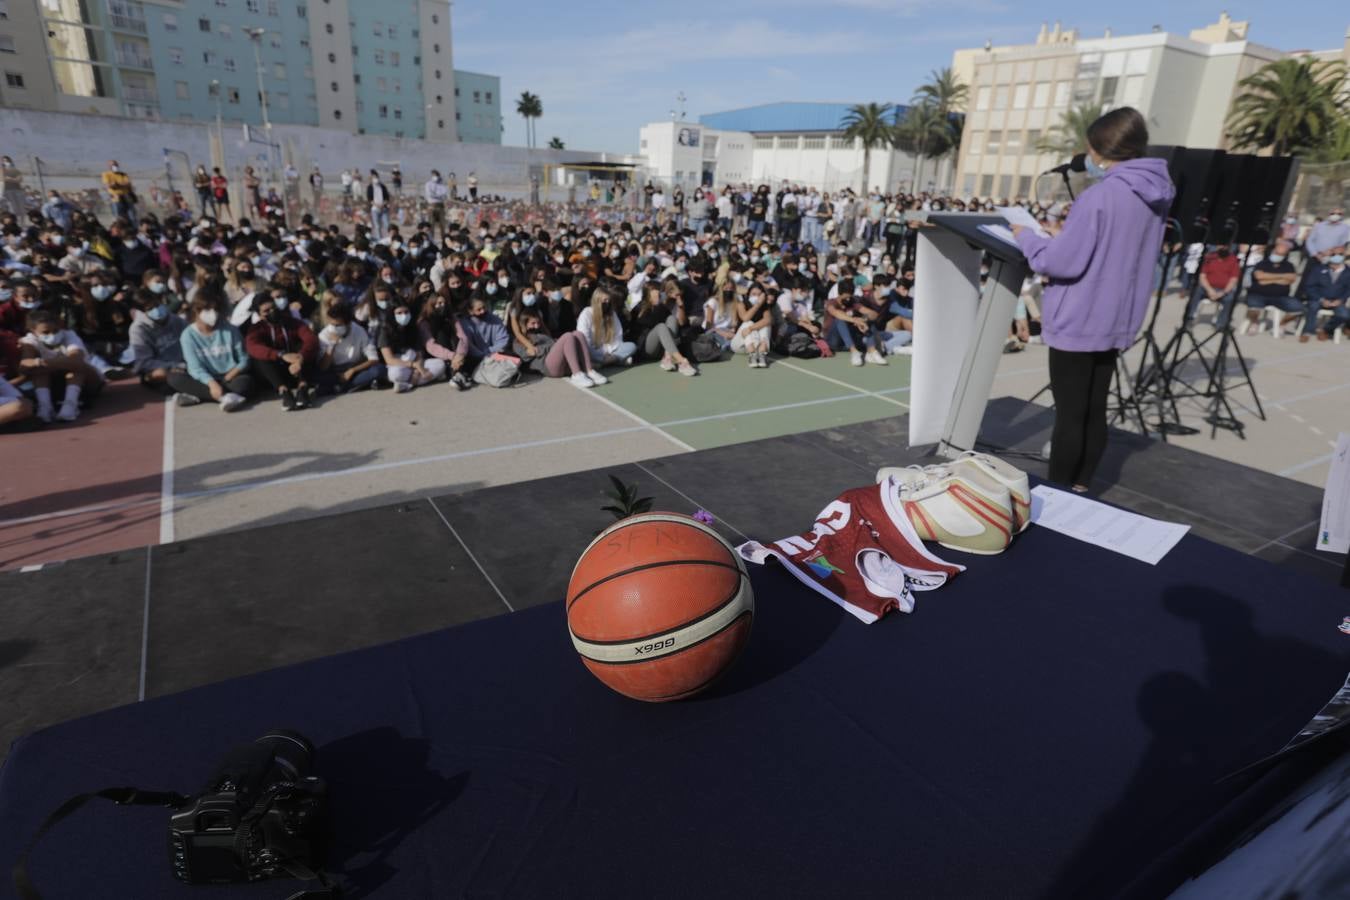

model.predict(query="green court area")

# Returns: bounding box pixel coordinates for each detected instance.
[598,353,912,449]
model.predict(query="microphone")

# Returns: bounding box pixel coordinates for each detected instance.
[1042,154,1087,177]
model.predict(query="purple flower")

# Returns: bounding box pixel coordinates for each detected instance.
[692,509,715,525]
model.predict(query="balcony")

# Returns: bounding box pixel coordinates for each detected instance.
[108,13,148,34]
[115,48,154,69]
[123,85,159,104]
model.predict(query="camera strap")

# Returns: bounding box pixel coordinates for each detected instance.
[12,786,189,900]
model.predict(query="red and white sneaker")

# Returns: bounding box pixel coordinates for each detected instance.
[877,451,1031,533]
[882,469,1016,555]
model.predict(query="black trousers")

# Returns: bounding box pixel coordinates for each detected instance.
[167,369,255,402]
[1048,347,1118,488]
[252,357,317,393]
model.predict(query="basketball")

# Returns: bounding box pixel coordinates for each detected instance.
[567,513,754,702]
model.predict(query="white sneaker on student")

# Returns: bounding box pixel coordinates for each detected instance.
[866,349,889,366]
[659,356,677,372]
[394,380,414,394]
[219,392,246,412]
[850,350,864,367]
[569,371,594,389]
[585,369,609,385]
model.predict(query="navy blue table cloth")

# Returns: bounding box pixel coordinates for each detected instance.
[2,525,1348,899]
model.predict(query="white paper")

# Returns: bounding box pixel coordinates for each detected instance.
[1029,485,1190,565]
[1318,433,1350,554]
[977,223,1021,248]
[995,206,1049,238]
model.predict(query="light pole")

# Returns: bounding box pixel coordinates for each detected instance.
[242,27,274,188]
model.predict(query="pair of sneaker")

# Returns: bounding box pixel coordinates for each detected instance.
[568,370,611,389]
[747,352,769,369]
[280,385,315,410]
[660,357,699,376]
[450,370,473,391]
[175,392,245,412]
[850,349,889,367]
[877,452,1031,555]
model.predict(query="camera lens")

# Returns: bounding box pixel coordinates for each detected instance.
[255,730,314,782]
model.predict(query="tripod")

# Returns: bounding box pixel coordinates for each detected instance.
[1116,222,1192,438]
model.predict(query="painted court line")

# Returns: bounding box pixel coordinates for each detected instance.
[773,360,910,409]
[426,497,514,613]
[159,397,176,545]
[1279,452,1337,477]
[633,462,750,543]
[568,380,697,452]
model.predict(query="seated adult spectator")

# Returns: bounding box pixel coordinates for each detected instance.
[379,299,445,393]
[1186,245,1240,329]
[703,284,741,354]
[19,309,105,422]
[318,301,385,394]
[1303,246,1350,342]
[245,290,319,410]
[418,290,471,391]
[172,293,252,411]
[825,278,887,366]
[1240,238,1302,336]
[774,283,823,348]
[733,282,775,369]
[129,286,188,392]
[460,295,510,370]
[576,285,637,367]
[631,283,697,376]
[517,302,606,388]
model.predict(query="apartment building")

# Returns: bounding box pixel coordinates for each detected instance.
[453,69,500,145]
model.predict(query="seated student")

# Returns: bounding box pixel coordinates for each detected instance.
[631,282,697,375]
[505,285,552,371]
[0,330,32,428]
[19,309,105,422]
[172,293,252,411]
[460,294,510,369]
[539,276,576,335]
[142,268,184,315]
[1240,238,1302,335]
[825,278,887,367]
[379,299,445,393]
[872,273,914,356]
[77,271,134,376]
[576,284,637,367]
[129,287,188,391]
[517,303,607,388]
[703,283,741,353]
[732,282,775,369]
[317,301,385,394]
[418,289,472,391]
[245,289,320,410]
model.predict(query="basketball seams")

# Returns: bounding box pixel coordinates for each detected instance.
[568,513,738,584]
[567,557,743,611]
[574,609,752,666]
[570,570,748,645]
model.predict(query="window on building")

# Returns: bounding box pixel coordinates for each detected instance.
[327,52,335,63]
[330,81,338,91]
[218,23,230,38]
[979,174,994,197]
[352,73,359,83]
[375,76,386,90]
[392,78,400,93]
[269,34,280,49]
[297,4,305,17]
[267,0,278,15]
[434,69,440,79]
[454,86,459,97]
[1005,131,1022,154]
[455,111,460,120]
[225,57,237,71]
[245,0,259,12]
[437,119,443,129]
[431,13,437,23]
[334,109,341,120]
[962,174,976,196]
[373,49,384,64]
[199,17,211,31]
[1012,84,1029,109]
[472,90,479,103]
[412,55,419,65]
[388,25,400,38]
[992,86,1008,110]
[227,87,240,103]
[967,131,982,155]
[1016,175,1031,198]
[1053,82,1070,107]
[163,12,177,30]
[299,37,308,48]
[378,103,387,118]
[998,175,1012,198]
[0,1,9,20]
[753,136,773,150]
[389,51,398,65]
[986,130,1001,154]
[5,71,24,88]
[207,81,219,96]
[1100,76,1119,105]
[203,50,217,65]
[485,91,493,103]
[372,21,383,35]
[273,63,285,78]
[168,47,182,64]
[802,136,825,150]
[215,0,227,6]
[975,86,990,111]
[350,45,359,56]
[324,23,332,33]
[434,94,441,104]
[355,99,362,112]
[1026,128,1041,151]
[276,91,288,108]
[393,106,401,120]
[1032,82,1049,108]
[174,80,189,99]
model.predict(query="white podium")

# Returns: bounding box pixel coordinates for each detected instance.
[909,213,1031,458]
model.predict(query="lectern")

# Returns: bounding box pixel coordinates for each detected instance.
[909,213,1031,459]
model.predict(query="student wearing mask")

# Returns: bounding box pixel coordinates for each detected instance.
[224,259,261,308]
[379,299,445,392]
[76,272,133,372]
[630,283,698,376]
[19,309,105,422]
[460,295,510,368]
[1011,106,1174,492]
[317,300,385,394]
[1302,247,1350,342]
[732,282,775,369]
[518,302,606,388]
[1240,238,1303,335]
[172,293,252,410]
[245,291,320,410]
[1187,244,1241,329]
[129,287,188,391]
[418,290,472,391]
[576,285,637,367]
[825,279,887,366]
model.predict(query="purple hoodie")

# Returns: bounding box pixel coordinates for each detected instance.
[1016,158,1174,352]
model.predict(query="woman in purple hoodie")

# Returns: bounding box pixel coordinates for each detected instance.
[1013,107,1174,492]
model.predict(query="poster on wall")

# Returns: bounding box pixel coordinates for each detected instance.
[677,128,701,148]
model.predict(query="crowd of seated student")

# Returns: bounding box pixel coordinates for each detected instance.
[0,200,924,429]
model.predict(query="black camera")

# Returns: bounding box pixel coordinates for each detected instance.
[167,730,328,885]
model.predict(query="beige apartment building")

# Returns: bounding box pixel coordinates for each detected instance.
[950,14,1350,201]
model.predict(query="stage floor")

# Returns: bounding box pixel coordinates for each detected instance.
[0,398,1343,766]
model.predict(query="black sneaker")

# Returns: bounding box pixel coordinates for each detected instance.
[299,384,317,407]
[279,387,296,411]
[451,371,472,391]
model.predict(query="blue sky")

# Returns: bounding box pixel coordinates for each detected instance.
[451,1,1344,155]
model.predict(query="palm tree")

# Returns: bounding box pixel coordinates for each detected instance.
[1226,58,1347,157]
[839,103,895,193]
[910,67,969,191]
[548,136,565,150]
[894,103,952,193]
[1036,102,1106,158]
[516,91,543,149]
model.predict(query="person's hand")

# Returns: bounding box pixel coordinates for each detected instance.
[1016,320,1031,342]
[1011,224,1025,239]
[288,361,302,377]
[207,379,224,401]
[1042,221,1063,237]
[64,346,83,358]
[857,321,870,334]
[282,352,302,365]
[19,357,45,371]
[340,368,355,383]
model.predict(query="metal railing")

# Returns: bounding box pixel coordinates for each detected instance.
[114,48,154,69]
[107,13,148,34]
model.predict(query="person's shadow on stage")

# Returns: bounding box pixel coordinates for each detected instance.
[1041,586,1347,900]
[319,727,469,897]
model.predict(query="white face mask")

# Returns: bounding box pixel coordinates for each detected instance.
[330,324,348,337]
[1331,214,1344,223]
[38,331,63,347]
[198,309,218,327]
[1268,253,1286,264]
[375,298,391,310]
[486,283,498,296]
[498,277,509,287]
[394,312,412,326]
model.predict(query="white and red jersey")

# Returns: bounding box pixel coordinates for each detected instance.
[737,480,964,624]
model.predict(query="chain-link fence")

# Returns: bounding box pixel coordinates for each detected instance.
[1289,161,1350,220]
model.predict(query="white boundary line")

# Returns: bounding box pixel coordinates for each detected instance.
[1268,380,1350,409]
[1249,518,1324,555]
[633,462,750,542]
[1279,452,1337,477]
[159,397,176,545]
[773,359,911,409]
[426,497,514,612]
[568,380,696,452]
[138,546,152,702]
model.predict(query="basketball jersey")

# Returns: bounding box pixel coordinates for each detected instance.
[737,479,964,624]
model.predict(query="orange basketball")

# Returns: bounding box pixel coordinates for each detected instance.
[567,512,754,702]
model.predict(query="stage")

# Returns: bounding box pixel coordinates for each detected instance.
[0,398,1346,898]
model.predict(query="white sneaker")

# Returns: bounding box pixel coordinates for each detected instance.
[569,371,594,389]
[659,357,677,372]
[888,470,1015,555]
[850,350,864,367]
[866,349,889,366]
[394,380,414,393]
[878,451,1032,534]
[219,392,246,412]
[585,369,609,385]
[889,344,914,355]
[56,401,80,422]
[677,361,698,376]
